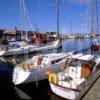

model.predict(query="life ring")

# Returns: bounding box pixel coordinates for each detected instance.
[49,73,58,84]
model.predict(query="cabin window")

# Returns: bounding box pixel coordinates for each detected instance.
[70,60,79,67]
[51,58,63,64]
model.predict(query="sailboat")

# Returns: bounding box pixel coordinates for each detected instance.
[12,0,68,85]
[48,1,100,99]
[48,53,100,99]
[0,0,61,56]
[1,39,60,56]
[12,52,73,85]
[91,33,100,51]
[91,0,100,51]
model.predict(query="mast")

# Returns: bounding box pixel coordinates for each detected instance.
[68,15,73,33]
[91,0,94,35]
[95,0,99,34]
[90,0,94,53]
[56,0,60,38]
[20,0,22,38]
[91,0,99,35]
[20,0,25,40]
[90,0,100,52]
[23,0,28,40]
[20,0,27,40]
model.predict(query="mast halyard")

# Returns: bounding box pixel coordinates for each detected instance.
[21,0,29,58]
[91,0,99,36]
[23,0,28,41]
[20,0,28,41]
[68,15,73,34]
[20,0,25,40]
[20,0,23,39]
[56,0,60,39]
[90,0,100,52]
[90,0,94,53]
[95,0,99,34]
[91,0,94,36]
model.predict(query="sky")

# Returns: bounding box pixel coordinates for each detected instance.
[0,0,100,34]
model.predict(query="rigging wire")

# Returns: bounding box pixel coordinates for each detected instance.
[20,0,26,39]
[91,0,94,34]
[21,0,39,88]
[26,7,39,32]
[26,0,41,32]
[20,0,23,37]
[85,3,90,31]
[24,9,34,31]
[21,0,39,33]
[68,15,73,34]
[95,0,99,34]
[90,0,94,53]
[56,0,60,37]
[23,0,28,59]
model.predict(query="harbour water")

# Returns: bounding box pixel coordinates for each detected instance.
[0,38,99,100]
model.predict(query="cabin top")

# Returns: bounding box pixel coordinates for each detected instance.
[72,54,83,59]
[42,53,67,58]
[78,54,94,61]
[67,53,94,61]
[48,52,73,60]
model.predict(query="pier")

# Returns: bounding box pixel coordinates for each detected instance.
[76,69,100,100]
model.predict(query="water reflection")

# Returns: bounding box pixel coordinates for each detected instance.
[50,93,66,100]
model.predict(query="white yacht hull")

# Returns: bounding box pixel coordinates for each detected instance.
[3,46,33,56]
[3,40,60,56]
[0,50,5,56]
[13,58,66,85]
[49,53,100,100]
[50,83,79,100]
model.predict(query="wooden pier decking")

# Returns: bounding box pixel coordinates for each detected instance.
[82,77,100,100]
[76,69,100,100]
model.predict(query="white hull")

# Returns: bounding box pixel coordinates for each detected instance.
[3,40,60,56]
[13,53,68,85]
[50,83,79,100]
[0,50,5,56]
[49,53,100,100]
